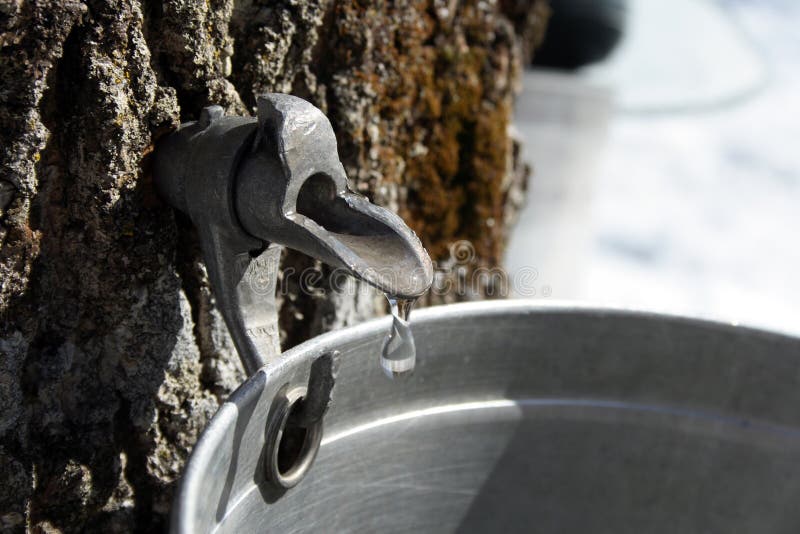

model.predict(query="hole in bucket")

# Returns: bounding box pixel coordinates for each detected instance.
[277,399,308,476]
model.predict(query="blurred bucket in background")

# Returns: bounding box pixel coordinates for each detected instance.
[505,70,612,299]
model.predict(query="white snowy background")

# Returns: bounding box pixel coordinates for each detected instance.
[506,0,800,335]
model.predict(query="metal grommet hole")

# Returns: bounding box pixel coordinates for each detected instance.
[277,399,310,475]
[265,388,323,490]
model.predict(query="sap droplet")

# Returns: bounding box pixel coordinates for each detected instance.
[380,295,417,380]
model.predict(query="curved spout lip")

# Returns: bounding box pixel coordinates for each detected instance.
[286,192,434,299]
[237,93,434,298]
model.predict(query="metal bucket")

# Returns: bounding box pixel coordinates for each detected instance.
[172,301,800,533]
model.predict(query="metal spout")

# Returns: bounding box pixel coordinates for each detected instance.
[236,95,433,299]
[154,94,433,373]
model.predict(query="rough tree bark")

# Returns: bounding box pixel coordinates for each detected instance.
[0,0,548,531]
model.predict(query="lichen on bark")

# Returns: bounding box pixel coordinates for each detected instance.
[0,0,547,531]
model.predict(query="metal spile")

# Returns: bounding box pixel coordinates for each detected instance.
[154,93,433,375]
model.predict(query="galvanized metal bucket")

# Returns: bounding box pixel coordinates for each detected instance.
[172,301,800,533]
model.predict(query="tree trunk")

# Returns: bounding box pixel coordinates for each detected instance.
[0,0,547,531]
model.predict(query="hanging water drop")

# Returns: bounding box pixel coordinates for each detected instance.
[380,295,417,379]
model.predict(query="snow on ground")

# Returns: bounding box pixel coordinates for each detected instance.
[506,0,800,334]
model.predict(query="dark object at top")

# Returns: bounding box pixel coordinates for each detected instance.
[534,0,627,70]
